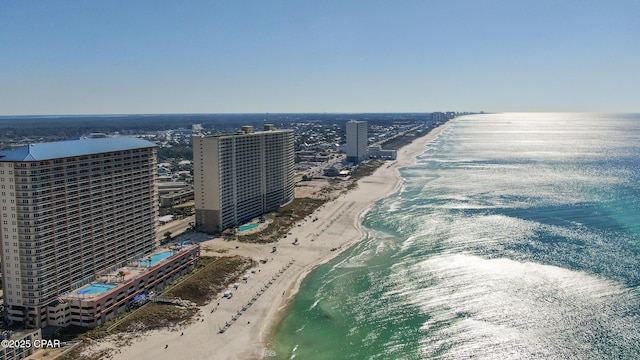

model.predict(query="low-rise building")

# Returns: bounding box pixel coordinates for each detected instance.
[367,145,397,160]
[160,190,195,208]
[157,181,190,196]
[51,244,200,329]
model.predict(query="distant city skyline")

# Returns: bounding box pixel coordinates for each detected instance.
[1,1,638,115]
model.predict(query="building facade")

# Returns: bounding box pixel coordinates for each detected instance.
[0,137,158,328]
[346,120,368,164]
[193,125,295,233]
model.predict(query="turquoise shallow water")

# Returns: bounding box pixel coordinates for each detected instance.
[269,113,640,359]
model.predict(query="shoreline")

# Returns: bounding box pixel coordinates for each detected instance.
[262,120,456,356]
[262,194,371,348]
[105,120,455,360]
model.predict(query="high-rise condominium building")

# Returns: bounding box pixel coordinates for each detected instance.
[193,125,295,233]
[0,137,158,328]
[346,120,368,164]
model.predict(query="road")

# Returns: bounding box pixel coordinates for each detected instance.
[157,215,195,241]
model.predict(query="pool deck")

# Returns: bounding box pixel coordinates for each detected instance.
[62,244,195,300]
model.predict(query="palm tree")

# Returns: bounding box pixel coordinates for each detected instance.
[117,270,126,283]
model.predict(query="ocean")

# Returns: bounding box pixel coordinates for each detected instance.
[268,113,640,359]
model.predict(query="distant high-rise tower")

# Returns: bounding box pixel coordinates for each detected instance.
[193,125,295,233]
[0,137,158,328]
[346,120,368,164]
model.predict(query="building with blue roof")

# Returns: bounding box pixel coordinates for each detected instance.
[0,136,159,329]
[0,137,157,162]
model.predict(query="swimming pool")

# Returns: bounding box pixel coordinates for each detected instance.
[139,251,173,267]
[239,223,259,232]
[77,283,117,295]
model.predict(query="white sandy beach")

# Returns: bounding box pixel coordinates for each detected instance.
[105,121,453,360]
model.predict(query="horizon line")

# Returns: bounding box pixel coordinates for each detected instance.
[0,111,474,118]
[3,111,638,118]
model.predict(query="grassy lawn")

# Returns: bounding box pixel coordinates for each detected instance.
[237,198,325,243]
[165,255,255,305]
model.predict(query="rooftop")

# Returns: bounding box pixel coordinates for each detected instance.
[0,137,157,162]
[196,125,293,139]
[61,243,199,301]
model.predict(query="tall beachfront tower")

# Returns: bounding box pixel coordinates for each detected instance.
[346,120,368,164]
[193,125,295,233]
[0,137,158,328]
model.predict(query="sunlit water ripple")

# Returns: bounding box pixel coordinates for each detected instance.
[269,113,640,359]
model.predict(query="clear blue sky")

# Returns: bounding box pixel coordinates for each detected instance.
[1,0,638,115]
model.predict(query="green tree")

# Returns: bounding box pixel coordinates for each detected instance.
[163,231,173,244]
